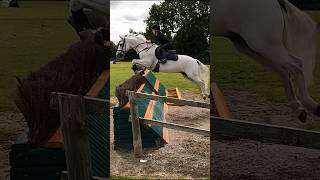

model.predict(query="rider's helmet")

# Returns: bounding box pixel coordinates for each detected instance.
[151,24,161,31]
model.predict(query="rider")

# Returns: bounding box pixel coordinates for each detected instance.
[151,25,172,64]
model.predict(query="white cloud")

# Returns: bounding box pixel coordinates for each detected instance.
[110,0,161,43]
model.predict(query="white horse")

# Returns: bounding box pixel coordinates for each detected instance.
[116,34,210,99]
[212,0,320,122]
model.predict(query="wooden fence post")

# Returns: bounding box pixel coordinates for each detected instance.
[58,94,93,180]
[211,82,232,118]
[127,91,143,157]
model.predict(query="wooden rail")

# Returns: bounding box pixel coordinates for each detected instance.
[211,116,320,149]
[140,118,209,136]
[51,92,109,113]
[127,91,210,157]
[134,92,210,109]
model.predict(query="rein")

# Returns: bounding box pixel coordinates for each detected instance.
[136,42,154,54]
[117,36,155,55]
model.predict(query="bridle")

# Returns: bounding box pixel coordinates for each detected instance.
[117,35,155,55]
[116,37,126,54]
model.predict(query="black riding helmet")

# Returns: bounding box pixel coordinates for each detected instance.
[151,24,161,31]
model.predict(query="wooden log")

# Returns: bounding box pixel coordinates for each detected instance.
[140,118,209,136]
[58,94,93,180]
[211,82,232,118]
[133,91,210,109]
[212,116,320,149]
[127,91,143,157]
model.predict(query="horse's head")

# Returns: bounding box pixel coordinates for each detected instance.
[116,34,146,58]
[116,35,127,59]
[78,27,109,47]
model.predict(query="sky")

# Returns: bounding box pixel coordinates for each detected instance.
[110,1,161,43]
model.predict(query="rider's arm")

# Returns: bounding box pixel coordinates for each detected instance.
[159,34,169,45]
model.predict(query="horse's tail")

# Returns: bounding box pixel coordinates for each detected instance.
[196,60,210,92]
[279,0,318,86]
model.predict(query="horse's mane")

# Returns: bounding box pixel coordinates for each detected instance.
[15,40,107,146]
[136,34,146,41]
[124,33,147,42]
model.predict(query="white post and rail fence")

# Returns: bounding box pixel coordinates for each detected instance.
[126,90,210,157]
[50,91,210,179]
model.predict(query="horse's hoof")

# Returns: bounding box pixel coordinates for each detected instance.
[298,109,307,123]
[314,104,320,117]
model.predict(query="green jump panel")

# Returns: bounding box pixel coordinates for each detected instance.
[113,107,164,149]
[144,71,167,96]
[87,80,109,178]
[143,71,167,141]
[114,72,168,149]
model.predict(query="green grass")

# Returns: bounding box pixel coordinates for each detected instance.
[212,37,287,102]
[0,1,78,112]
[110,62,200,97]
[212,11,320,129]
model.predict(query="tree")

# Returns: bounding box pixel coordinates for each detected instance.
[110,41,117,59]
[144,0,209,63]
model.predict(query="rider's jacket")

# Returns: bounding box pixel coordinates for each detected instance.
[152,32,172,50]
[152,32,169,45]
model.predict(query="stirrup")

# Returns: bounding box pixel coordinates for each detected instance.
[159,59,167,64]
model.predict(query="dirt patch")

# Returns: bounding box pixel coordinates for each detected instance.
[110,90,210,179]
[0,112,26,180]
[212,88,320,179]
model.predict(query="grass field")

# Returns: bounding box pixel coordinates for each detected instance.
[0,1,78,112]
[110,62,199,97]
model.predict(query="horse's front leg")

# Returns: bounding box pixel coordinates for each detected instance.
[132,58,154,68]
[132,58,154,73]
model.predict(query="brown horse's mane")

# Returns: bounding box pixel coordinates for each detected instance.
[15,39,108,146]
